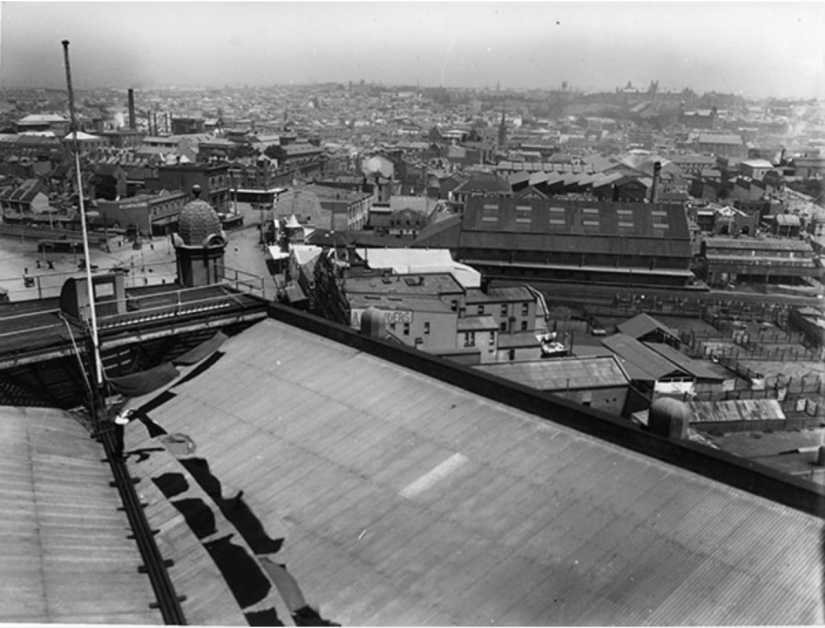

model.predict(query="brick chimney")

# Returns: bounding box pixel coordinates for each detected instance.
[650,161,662,204]
[127,89,136,131]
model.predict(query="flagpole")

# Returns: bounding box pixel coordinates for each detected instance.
[63,40,103,388]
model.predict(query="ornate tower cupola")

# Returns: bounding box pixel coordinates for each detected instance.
[172,184,227,287]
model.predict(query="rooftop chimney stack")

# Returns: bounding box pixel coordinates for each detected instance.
[127,89,136,131]
[650,161,661,204]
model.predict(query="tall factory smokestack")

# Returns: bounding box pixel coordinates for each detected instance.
[650,161,661,204]
[127,88,136,130]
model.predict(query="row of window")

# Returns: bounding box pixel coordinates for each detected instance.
[463,331,497,348]
[474,303,530,317]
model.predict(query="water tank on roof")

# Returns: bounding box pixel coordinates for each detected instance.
[360,306,386,339]
[647,397,692,440]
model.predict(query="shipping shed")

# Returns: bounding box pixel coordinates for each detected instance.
[475,355,630,415]
[457,198,694,288]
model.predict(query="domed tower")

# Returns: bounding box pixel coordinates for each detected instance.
[172,185,227,287]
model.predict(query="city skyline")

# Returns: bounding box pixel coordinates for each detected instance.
[0,1,823,100]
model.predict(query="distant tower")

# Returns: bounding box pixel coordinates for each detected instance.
[648,80,659,102]
[498,109,507,149]
[172,185,227,287]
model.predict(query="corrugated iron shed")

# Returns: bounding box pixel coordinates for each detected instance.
[121,318,823,626]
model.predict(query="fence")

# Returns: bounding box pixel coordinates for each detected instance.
[681,331,825,362]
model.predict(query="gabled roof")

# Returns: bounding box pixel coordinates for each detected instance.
[643,342,728,381]
[452,173,512,196]
[507,171,532,186]
[601,333,690,381]
[617,312,679,341]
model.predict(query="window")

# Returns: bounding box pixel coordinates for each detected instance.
[500,322,507,332]
[521,303,529,317]
[464,332,476,347]
[489,332,496,346]
[403,322,410,336]
[451,300,458,312]
[515,204,532,224]
[520,320,528,331]
[508,349,516,361]
[500,304,508,317]
[424,321,430,335]
[478,305,485,315]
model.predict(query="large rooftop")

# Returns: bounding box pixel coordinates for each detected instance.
[114,313,823,625]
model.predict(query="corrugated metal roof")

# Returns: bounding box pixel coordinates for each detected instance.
[643,342,728,381]
[0,406,162,624]
[602,333,690,381]
[476,356,629,390]
[121,318,824,626]
[617,312,679,340]
[688,399,786,423]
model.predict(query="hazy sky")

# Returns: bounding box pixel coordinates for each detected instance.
[0,1,823,99]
